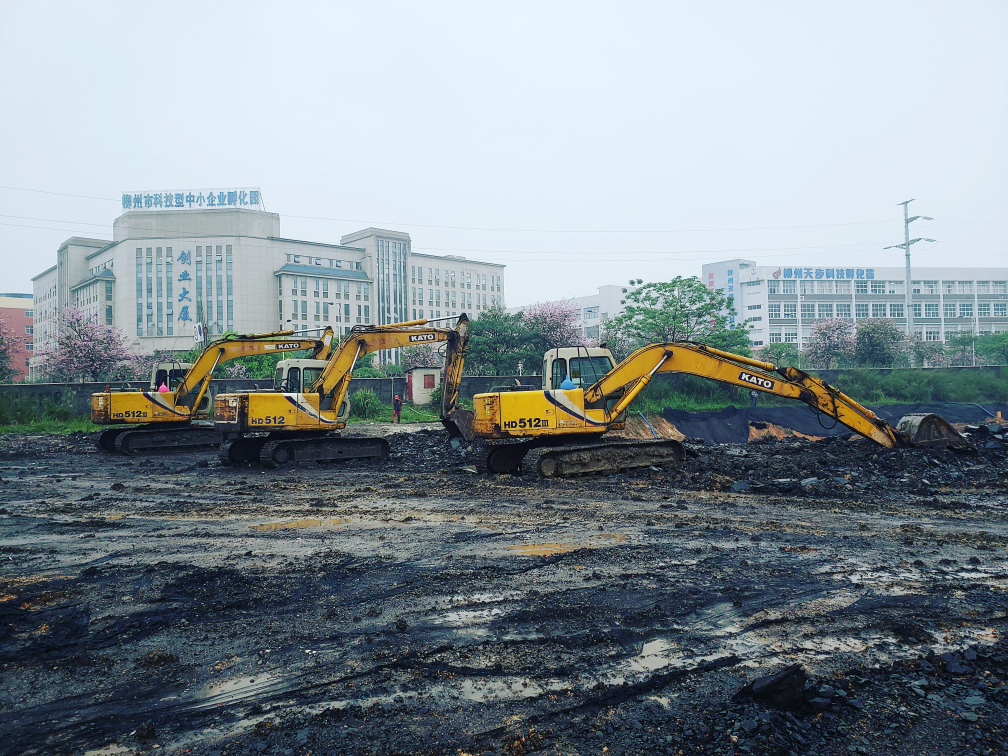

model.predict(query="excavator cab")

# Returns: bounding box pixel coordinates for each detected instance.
[542,347,616,390]
[150,363,193,391]
[273,359,327,393]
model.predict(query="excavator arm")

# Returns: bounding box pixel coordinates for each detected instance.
[585,342,948,447]
[311,317,469,413]
[173,327,335,416]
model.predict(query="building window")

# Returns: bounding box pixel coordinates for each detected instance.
[25,309,33,318]
[855,281,868,294]
[888,281,905,295]
[767,280,780,294]
[855,303,869,318]
[782,303,796,319]
[912,303,922,318]
[943,281,956,294]
[323,280,328,298]
[585,306,599,320]
[993,281,1008,295]
[835,281,851,294]
[782,280,796,294]
[769,330,782,343]
[890,303,904,318]
[784,330,798,343]
[870,281,885,294]
[994,303,1007,317]
[747,303,761,311]
[314,279,320,297]
[816,281,833,294]
[925,329,941,341]
[105,306,112,325]
[817,303,833,319]
[800,280,815,295]
[960,303,973,318]
[978,302,991,317]
[836,303,851,318]
[801,303,815,320]
[958,281,973,295]
[301,300,307,320]
[944,303,956,319]
[871,303,887,318]
[25,325,33,334]
[977,281,990,294]
[924,303,938,318]
[315,301,321,321]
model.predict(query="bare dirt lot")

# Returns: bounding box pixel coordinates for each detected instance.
[1,425,1007,756]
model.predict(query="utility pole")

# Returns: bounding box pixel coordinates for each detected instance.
[884,200,934,340]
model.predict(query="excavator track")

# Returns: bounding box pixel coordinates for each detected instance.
[524,439,686,478]
[96,427,129,451]
[218,437,269,466]
[111,424,221,455]
[258,436,391,468]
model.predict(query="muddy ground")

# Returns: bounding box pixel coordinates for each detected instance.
[1,424,1007,756]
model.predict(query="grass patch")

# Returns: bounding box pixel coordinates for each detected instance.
[0,418,101,434]
[348,402,443,424]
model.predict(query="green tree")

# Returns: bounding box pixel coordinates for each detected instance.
[854,319,906,367]
[759,341,800,367]
[907,333,949,368]
[608,277,751,355]
[465,305,529,375]
[976,332,1008,366]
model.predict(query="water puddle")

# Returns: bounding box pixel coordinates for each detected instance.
[507,542,577,556]
[507,533,628,556]
[83,746,132,756]
[249,518,350,531]
[628,638,680,671]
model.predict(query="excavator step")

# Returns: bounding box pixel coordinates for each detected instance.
[531,439,686,478]
[113,425,222,455]
[258,436,391,468]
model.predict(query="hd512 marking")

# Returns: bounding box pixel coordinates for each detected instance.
[503,417,549,429]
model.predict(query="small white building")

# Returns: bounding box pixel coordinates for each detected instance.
[509,285,627,340]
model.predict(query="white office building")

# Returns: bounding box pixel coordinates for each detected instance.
[30,188,505,377]
[702,259,1008,349]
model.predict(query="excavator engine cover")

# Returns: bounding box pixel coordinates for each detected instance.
[896,413,970,450]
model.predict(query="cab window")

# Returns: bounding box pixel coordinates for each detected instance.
[274,367,283,391]
[302,368,323,389]
[568,356,613,387]
[286,367,301,392]
[550,358,567,390]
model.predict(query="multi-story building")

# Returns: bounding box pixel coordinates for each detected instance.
[702,259,1008,349]
[29,189,505,377]
[0,293,34,381]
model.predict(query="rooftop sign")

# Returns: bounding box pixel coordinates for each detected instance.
[121,188,262,212]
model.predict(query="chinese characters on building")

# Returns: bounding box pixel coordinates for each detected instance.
[782,267,874,280]
[122,189,261,211]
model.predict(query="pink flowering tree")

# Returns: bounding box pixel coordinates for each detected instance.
[0,317,16,382]
[36,307,142,382]
[401,344,444,372]
[802,318,855,369]
[520,300,584,366]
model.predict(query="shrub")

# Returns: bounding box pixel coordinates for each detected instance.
[350,388,382,419]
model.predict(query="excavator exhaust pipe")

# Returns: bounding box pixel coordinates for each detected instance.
[897,413,971,450]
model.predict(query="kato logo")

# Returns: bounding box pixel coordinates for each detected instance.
[409,333,437,342]
[738,371,775,390]
[271,343,302,350]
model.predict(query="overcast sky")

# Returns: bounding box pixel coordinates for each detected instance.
[1,2,1005,306]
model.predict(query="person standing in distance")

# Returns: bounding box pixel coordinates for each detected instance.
[392,394,402,423]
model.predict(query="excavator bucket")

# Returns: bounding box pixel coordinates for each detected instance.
[442,407,476,448]
[896,413,971,450]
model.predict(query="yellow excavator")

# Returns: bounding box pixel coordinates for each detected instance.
[215,315,470,467]
[444,341,967,477]
[92,328,334,453]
